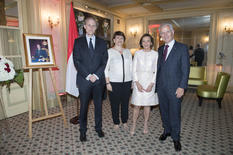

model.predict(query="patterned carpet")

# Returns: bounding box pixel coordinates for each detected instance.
[0,89,233,155]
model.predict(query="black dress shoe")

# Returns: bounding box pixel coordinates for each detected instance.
[173,140,181,152]
[80,132,87,142]
[96,130,104,138]
[159,133,171,141]
[70,116,79,125]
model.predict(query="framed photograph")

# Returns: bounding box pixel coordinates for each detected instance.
[23,33,56,68]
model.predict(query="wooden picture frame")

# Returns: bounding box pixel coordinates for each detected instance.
[23,33,56,68]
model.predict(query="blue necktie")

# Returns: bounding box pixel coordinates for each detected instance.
[89,38,94,53]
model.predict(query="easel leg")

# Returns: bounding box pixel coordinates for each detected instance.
[49,68,67,127]
[38,70,44,115]
[28,69,33,138]
[39,68,48,116]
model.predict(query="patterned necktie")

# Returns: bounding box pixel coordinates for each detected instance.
[163,45,169,61]
[89,38,94,53]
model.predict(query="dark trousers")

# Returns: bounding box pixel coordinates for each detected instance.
[108,81,132,125]
[79,82,104,133]
[157,86,181,141]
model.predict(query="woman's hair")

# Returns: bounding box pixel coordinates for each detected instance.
[139,33,154,49]
[112,31,126,42]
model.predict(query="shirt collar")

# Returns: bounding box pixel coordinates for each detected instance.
[165,39,175,47]
[86,34,95,41]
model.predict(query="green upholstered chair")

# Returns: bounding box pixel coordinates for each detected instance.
[197,72,230,108]
[188,66,207,86]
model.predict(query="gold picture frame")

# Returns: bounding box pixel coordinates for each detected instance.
[23,33,56,68]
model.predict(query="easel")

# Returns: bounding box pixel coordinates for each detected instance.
[26,66,67,138]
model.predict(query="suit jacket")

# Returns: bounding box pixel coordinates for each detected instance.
[73,36,108,88]
[194,48,204,63]
[35,49,48,59]
[156,41,190,92]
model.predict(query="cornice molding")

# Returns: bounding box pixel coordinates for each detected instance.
[125,6,233,19]
[67,0,125,18]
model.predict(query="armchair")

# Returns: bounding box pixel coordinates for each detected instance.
[188,66,207,86]
[197,72,230,108]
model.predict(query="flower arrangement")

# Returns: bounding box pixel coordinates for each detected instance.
[76,12,85,28]
[0,56,24,91]
[102,19,109,33]
[76,12,85,36]
[218,52,225,60]
[218,52,225,65]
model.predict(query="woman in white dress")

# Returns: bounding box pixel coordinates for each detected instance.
[130,33,159,135]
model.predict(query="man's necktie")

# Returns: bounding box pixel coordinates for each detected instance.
[163,45,169,61]
[89,38,94,53]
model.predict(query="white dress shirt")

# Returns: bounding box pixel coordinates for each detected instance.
[86,35,95,48]
[165,39,175,60]
[105,48,132,82]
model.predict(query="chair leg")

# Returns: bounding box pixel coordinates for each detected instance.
[216,98,222,109]
[198,96,203,106]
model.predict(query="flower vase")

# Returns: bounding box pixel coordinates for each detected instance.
[0,86,11,140]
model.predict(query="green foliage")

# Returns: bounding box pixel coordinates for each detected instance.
[14,70,24,88]
[0,69,24,92]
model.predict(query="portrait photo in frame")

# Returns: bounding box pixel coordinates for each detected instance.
[23,33,56,68]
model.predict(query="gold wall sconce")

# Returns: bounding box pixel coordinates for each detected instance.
[204,36,209,42]
[130,27,138,37]
[48,16,60,29]
[224,25,233,34]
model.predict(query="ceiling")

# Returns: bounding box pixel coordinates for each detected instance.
[90,0,233,17]
[149,15,210,31]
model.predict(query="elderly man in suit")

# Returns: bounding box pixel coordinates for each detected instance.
[34,44,48,62]
[73,16,108,142]
[156,23,190,151]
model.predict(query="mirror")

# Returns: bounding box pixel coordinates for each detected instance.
[148,15,210,66]
[0,0,18,27]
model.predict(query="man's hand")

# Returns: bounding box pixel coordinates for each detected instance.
[106,84,112,91]
[175,87,184,98]
[89,75,97,83]
[136,81,144,92]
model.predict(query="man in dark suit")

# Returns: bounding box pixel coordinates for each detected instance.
[194,43,204,66]
[156,23,190,151]
[73,16,108,142]
[34,44,48,62]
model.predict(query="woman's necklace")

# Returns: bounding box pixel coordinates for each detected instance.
[114,47,123,55]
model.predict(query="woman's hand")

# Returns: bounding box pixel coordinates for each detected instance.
[106,83,112,92]
[144,83,154,92]
[136,81,144,92]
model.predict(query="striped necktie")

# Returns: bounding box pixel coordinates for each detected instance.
[163,45,169,61]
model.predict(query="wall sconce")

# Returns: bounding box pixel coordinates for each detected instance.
[48,16,60,29]
[224,25,233,34]
[130,27,138,37]
[204,36,209,42]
